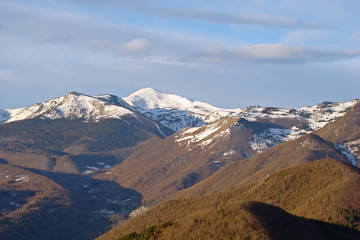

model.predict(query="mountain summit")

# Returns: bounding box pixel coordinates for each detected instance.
[124,88,194,110]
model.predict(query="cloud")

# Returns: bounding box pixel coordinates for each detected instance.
[183,44,360,64]
[120,38,149,54]
[47,0,333,29]
[136,7,333,30]
[1,1,359,110]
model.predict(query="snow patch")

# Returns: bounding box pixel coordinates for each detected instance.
[336,143,358,166]
[250,128,292,153]
[223,150,235,156]
[14,175,30,183]
[129,206,148,218]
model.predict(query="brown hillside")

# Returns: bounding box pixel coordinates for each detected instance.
[179,133,348,199]
[96,117,289,205]
[0,137,151,174]
[98,159,360,240]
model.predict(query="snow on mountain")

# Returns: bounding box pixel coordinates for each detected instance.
[172,99,358,154]
[233,100,358,130]
[0,108,25,123]
[341,139,360,167]
[175,118,232,149]
[124,88,219,113]
[229,100,359,153]
[2,88,357,151]
[4,92,135,123]
[123,88,358,134]
[299,101,356,130]
[123,88,239,131]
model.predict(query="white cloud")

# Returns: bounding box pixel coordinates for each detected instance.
[120,38,149,54]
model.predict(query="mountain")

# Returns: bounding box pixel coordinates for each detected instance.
[98,159,360,240]
[0,92,175,239]
[1,89,359,239]
[97,100,358,205]
[3,92,137,123]
[178,133,349,199]
[0,91,173,154]
[2,88,357,136]
[123,88,237,131]
[98,117,309,205]
[123,88,358,134]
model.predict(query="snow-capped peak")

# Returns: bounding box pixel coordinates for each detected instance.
[123,88,219,113]
[122,88,238,131]
[123,88,191,109]
[4,91,135,123]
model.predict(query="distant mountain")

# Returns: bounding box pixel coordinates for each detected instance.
[98,159,360,240]
[123,88,236,131]
[3,92,136,123]
[0,91,174,155]
[3,89,356,134]
[123,88,221,112]
[123,88,358,133]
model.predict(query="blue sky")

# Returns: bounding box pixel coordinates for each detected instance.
[0,0,359,109]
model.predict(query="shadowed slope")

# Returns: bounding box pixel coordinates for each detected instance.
[0,164,143,240]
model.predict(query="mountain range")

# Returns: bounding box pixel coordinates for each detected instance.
[0,88,359,240]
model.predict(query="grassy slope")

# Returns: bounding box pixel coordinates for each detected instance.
[98,159,360,240]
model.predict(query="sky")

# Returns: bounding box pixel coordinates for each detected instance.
[0,0,359,109]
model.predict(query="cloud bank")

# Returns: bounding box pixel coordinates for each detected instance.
[183,44,360,64]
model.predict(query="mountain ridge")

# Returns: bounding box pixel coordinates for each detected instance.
[1,88,358,133]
